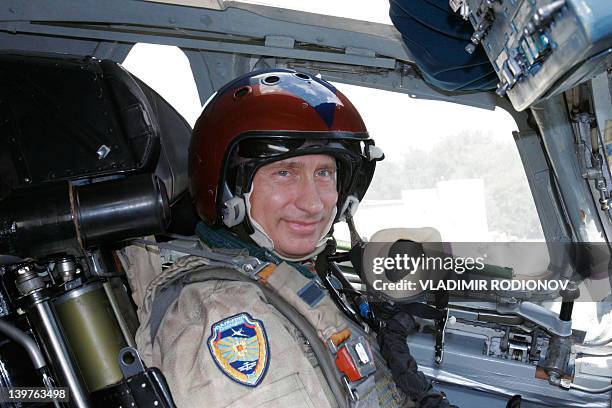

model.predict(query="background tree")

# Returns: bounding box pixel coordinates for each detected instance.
[365,131,543,239]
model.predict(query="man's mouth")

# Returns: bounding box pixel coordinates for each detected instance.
[284,219,320,234]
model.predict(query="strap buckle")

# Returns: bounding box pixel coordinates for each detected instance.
[334,335,376,382]
[238,257,270,279]
[328,333,376,404]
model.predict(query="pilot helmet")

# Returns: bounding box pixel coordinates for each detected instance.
[188,69,383,254]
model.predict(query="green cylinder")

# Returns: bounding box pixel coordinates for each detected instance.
[53,282,127,392]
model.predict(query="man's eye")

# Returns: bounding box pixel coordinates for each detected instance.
[317,169,334,177]
[277,170,290,177]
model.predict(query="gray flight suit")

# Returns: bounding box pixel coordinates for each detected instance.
[120,242,407,408]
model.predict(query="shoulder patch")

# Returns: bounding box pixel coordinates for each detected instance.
[207,312,270,387]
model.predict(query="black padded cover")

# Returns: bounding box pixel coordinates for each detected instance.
[0,52,161,198]
[135,77,192,206]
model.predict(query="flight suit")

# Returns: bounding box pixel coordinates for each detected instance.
[120,242,407,408]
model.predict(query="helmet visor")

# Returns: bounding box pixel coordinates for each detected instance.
[233,134,368,161]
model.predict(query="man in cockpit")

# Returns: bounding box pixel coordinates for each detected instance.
[121,69,454,408]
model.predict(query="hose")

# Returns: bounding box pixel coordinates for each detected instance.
[0,318,47,369]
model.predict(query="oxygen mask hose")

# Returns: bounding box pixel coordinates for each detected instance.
[377,312,457,408]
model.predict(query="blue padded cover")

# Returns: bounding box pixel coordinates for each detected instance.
[390,0,497,92]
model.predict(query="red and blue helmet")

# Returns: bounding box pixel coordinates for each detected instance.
[188,69,383,226]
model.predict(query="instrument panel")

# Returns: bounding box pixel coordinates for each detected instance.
[455,0,612,110]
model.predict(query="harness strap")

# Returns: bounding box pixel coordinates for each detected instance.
[195,222,316,279]
[132,238,268,278]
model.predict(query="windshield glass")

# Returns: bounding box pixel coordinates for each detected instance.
[332,84,545,243]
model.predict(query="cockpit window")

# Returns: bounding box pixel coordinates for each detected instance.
[333,84,545,243]
[121,43,545,243]
[122,43,202,126]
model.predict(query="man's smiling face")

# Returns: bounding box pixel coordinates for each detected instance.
[249,154,338,258]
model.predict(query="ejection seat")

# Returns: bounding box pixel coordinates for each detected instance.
[0,51,197,405]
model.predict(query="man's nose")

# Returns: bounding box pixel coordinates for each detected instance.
[295,177,324,215]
